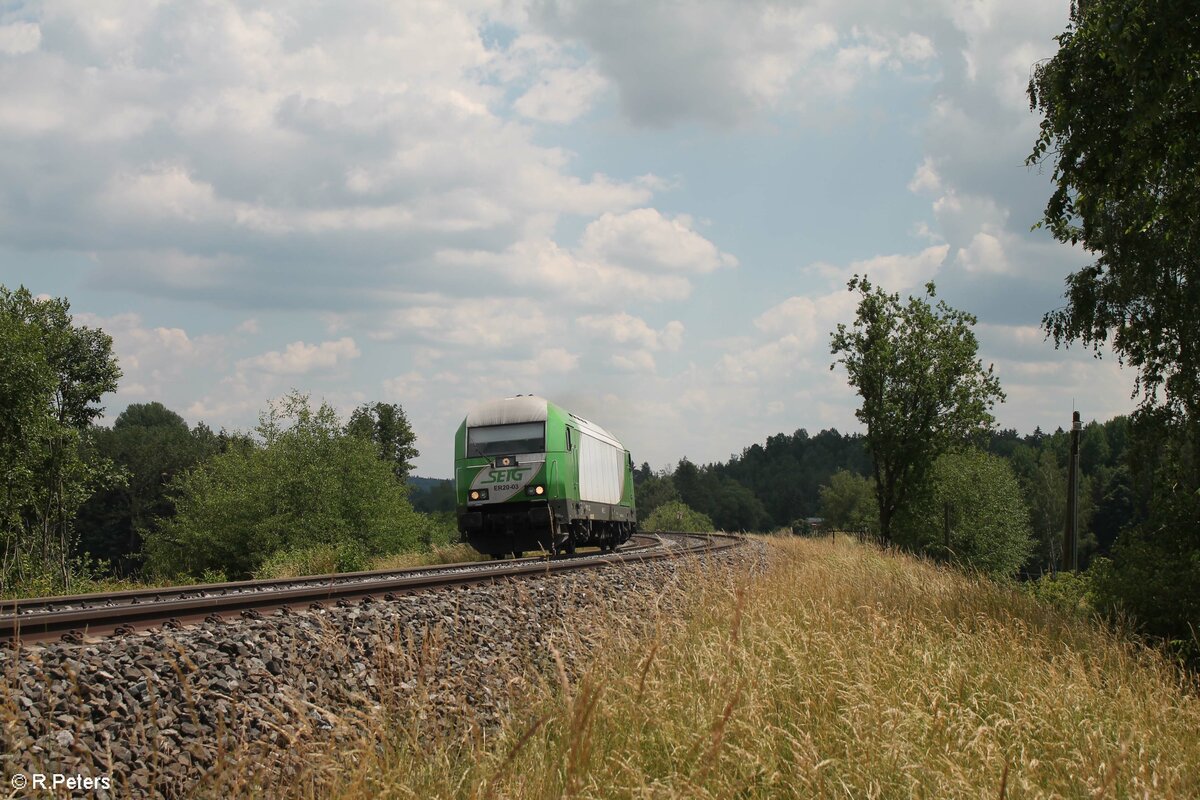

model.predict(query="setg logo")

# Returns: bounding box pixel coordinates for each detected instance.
[481,467,531,485]
[469,461,541,502]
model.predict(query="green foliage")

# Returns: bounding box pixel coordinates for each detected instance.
[818,469,878,533]
[830,277,1005,542]
[643,500,715,533]
[671,458,772,532]
[1018,448,1097,573]
[1023,569,1096,617]
[410,477,455,513]
[0,285,121,594]
[1090,418,1200,659]
[1029,0,1200,419]
[145,392,431,579]
[255,541,369,579]
[634,471,679,521]
[893,449,1034,579]
[1030,1,1200,659]
[715,429,871,528]
[346,401,420,483]
[75,403,221,575]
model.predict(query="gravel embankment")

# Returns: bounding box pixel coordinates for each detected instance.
[1,543,763,798]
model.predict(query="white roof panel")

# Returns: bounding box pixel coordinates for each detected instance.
[465,395,549,427]
[464,396,628,451]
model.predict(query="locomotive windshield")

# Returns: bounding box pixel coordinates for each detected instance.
[467,422,545,457]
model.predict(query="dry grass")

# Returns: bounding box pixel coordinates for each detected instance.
[368,543,488,570]
[278,535,1200,799]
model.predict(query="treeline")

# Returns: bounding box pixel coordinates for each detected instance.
[632,415,1142,576]
[0,284,451,595]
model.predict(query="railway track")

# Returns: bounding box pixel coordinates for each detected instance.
[2,532,741,644]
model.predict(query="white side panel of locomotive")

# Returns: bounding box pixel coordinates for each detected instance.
[578,431,624,504]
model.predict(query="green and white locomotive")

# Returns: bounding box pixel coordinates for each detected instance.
[455,395,636,558]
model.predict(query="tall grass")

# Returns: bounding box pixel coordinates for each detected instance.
[281,536,1199,799]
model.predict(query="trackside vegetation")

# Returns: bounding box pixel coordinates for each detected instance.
[643,500,714,533]
[145,392,438,580]
[247,537,1200,798]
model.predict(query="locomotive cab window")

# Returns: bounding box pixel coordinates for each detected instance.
[467,422,545,457]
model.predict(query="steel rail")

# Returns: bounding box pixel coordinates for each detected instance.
[2,535,663,617]
[2,532,741,644]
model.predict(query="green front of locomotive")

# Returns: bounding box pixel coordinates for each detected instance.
[454,401,575,556]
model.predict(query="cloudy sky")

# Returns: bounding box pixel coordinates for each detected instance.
[0,1,1135,477]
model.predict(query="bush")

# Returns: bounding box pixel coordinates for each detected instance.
[255,541,370,579]
[643,500,715,533]
[893,449,1034,578]
[145,393,433,580]
[1022,569,1095,616]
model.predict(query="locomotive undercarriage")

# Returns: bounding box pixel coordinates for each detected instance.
[459,499,635,558]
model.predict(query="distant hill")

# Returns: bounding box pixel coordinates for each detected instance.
[408,475,455,513]
[408,475,452,492]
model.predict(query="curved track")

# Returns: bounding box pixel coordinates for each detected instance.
[2,532,741,644]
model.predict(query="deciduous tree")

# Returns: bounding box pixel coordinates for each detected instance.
[830,277,1004,543]
[818,469,877,534]
[1030,0,1200,653]
[1029,0,1200,421]
[346,401,420,483]
[0,286,120,591]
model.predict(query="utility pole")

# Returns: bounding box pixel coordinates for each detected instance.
[943,501,951,556]
[1062,411,1081,573]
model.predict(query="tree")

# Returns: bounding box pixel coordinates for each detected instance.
[830,277,1004,543]
[1021,449,1097,574]
[635,472,679,521]
[818,469,878,533]
[75,403,219,575]
[0,286,120,591]
[1029,0,1200,422]
[643,501,714,533]
[346,402,420,483]
[146,393,431,579]
[893,450,1034,579]
[1030,0,1200,653]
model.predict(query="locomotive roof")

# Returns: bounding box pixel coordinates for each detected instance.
[465,395,625,450]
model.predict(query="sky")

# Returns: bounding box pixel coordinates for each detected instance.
[0,1,1137,478]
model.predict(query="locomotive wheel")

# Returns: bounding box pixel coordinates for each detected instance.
[565,537,576,555]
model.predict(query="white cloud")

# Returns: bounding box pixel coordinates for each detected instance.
[0,3,674,312]
[531,1,939,127]
[955,229,1012,275]
[374,296,557,349]
[0,22,40,55]
[577,312,685,351]
[72,311,238,417]
[579,208,738,274]
[514,67,607,123]
[238,337,361,375]
[838,245,949,293]
[908,157,943,194]
[611,350,656,373]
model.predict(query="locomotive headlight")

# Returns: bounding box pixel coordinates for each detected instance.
[469,489,489,501]
[525,485,545,496]
[500,456,512,466]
